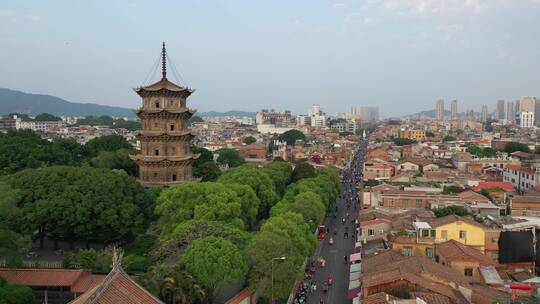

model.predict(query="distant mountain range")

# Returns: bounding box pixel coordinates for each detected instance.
[0,88,136,118]
[405,109,481,119]
[0,88,258,119]
[405,109,450,118]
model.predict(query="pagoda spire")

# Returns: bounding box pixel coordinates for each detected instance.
[161,42,167,80]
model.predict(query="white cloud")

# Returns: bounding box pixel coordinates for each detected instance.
[333,3,346,9]
[25,14,45,22]
[363,17,375,26]
[0,9,16,18]
[376,0,539,16]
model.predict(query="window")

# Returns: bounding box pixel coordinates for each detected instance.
[402,247,413,257]
[154,149,159,156]
[435,255,440,263]
[430,230,436,237]
[402,199,409,208]
[416,199,422,208]
[172,147,176,153]
[459,230,467,239]
[422,229,429,237]
[170,124,175,131]
[368,229,374,236]
[426,248,433,258]
[172,174,177,181]
[154,122,158,128]
[464,268,473,277]
[155,102,160,108]
[441,230,448,240]
[153,172,158,178]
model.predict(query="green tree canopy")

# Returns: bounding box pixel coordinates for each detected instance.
[443,135,457,142]
[218,165,279,219]
[216,148,244,168]
[193,161,221,182]
[291,162,316,182]
[246,212,315,299]
[0,278,35,304]
[262,160,293,197]
[156,182,244,235]
[3,166,153,245]
[272,191,325,231]
[467,145,497,158]
[34,113,61,121]
[227,183,260,230]
[393,138,417,146]
[278,129,306,146]
[504,142,531,154]
[188,115,204,125]
[425,131,435,137]
[182,236,247,303]
[243,136,257,145]
[142,263,205,304]
[433,205,470,218]
[0,129,83,174]
[192,147,213,165]
[90,149,138,176]
[85,134,133,157]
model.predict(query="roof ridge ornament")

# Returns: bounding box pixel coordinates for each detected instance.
[161,42,167,80]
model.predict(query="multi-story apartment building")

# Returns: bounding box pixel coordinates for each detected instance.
[16,120,64,132]
[518,96,536,128]
[503,163,540,193]
[399,129,426,141]
[255,109,295,127]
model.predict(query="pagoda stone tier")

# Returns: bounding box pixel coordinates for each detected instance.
[130,43,198,187]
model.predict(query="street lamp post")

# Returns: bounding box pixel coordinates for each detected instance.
[271,256,286,304]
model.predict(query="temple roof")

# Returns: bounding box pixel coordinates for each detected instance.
[70,263,163,304]
[134,77,193,94]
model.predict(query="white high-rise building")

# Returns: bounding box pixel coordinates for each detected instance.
[481,105,488,123]
[451,100,458,120]
[359,107,379,123]
[519,97,536,128]
[436,99,445,121]
[309,104,326,127]
[506,101,515,124]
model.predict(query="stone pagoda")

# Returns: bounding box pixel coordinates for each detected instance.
[131,43,197,187]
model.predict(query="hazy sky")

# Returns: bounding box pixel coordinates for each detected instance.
[1,0,540,117]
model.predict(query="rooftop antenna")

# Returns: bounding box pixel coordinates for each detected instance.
[161,41,167,80]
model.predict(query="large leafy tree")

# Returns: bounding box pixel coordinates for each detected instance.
[0,130,72,174]
[0,278,35,304]
[278,129,306,146]
[3,166,153,247]
[182,236,247,304]
[262,160,293,197]
[216,148,244,168]
[193,161,221,182]
[90,149,138,176]
[142,263,205,304]
[272,192,325,231]
[218,165,279,219]
[227,183,260,230]
[291,162,316,182]
[34,113,61,121]
[85,134,134,157]
[246,212,315,300]
[156,182,244,235]
[504,142,531,154]
[152,220,251,265]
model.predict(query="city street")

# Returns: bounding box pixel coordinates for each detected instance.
[303,139,367,304]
